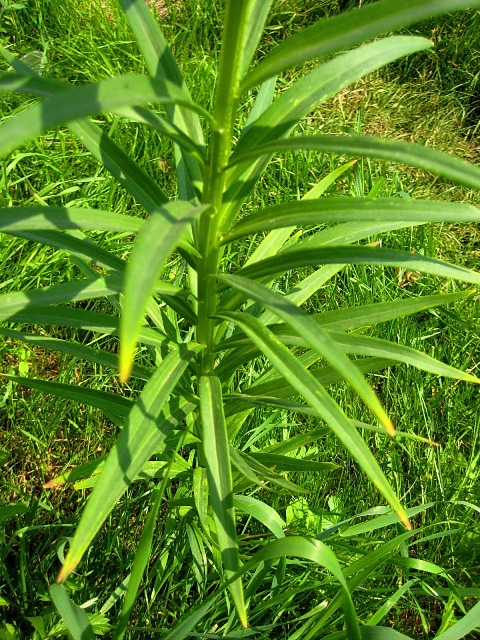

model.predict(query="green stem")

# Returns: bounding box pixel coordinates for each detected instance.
[197,1,252,375]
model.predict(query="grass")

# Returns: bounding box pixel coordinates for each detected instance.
[0,0,479,638]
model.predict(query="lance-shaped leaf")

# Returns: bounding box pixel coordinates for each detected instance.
[199,375,247,627]
[0,48,171,208]
[2,375,132,420]
[216,311,410,530]
[241,0,480,92]
[57,345,201,582]
[0,327,152,381]
[233,37,430,159]
[0,73,211,159]
[234,246,480,285]
[0,276,122,322]
[120,202,209,381]
[229,134,480,192]
[10,228,125,273]
[0,206,143,233]
[222,198,480,244]
[220,274,394,434]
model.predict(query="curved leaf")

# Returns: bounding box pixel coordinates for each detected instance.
[241,0,480,92]
[233,37,431,158]
[216,311,410,529]
[220,274,394,433]
[0,73,211,159]
[229,134,480,191]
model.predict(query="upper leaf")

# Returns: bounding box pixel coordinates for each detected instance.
[241,0,480,92]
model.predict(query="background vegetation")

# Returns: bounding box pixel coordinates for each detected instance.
[0,0,479,638]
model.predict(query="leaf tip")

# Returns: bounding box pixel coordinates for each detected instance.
[119,348,133,384]
[57,560,76,584]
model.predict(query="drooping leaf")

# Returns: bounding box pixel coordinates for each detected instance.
[0,73,210,159]
[229,134,480,192]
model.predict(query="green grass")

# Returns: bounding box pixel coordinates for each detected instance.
[1,1,479,638]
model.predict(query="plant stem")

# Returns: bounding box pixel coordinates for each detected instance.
[197,1,252,375]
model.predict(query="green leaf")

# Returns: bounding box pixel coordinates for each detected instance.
[10,228,125,273]
[221,274,394,433]
[199,375,246,627]
[163,536,360,640]
[0,276,120,321]
[249,452,337,473]
[235,246,480,285]
[49,584,95,640]
[0,206,143,233]
[241,0,480,92]
[0,73,210,159]
[216,311,410,529]
[229,134,480,192]
[2,374,132,419]
[57,346,201,582]
[223,198,480,244]
[120,202,208,381]
[314,291,474,331]
[327,331,480,384]
[233,495,285,539]
[0,327,152,380]
[234,37,431,159]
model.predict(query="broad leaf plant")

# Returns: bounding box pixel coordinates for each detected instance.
[1,0,480,637]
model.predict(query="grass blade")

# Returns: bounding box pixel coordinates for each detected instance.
[120,202,208,381]
[199,375,246,627]
[241,0,480,92]
[229,134,480,191]
[434,601,480,639]
[49,584,95,640]
[57,345,201,582]
[235,246,480,285]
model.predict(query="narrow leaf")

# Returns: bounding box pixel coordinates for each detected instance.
[57,346,201,582]
[216,311,410,529]
[223,198,480,245]
[49,584,95,640]
[0,74,210,159]
[221,274,394,433]
[241,0,480,91]
[235,246,480,285]
[199,375,246,627]
[120,202,208,381]
[229,134,480,192]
